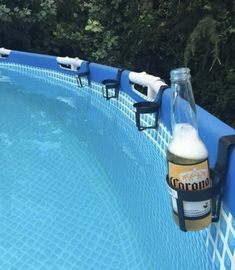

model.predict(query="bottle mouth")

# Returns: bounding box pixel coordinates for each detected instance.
[170,67,191,81]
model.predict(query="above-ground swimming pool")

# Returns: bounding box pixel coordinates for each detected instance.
[0,66,213,270]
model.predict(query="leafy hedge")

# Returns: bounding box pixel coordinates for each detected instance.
[0,0,234,127]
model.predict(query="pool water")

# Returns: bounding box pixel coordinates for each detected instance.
[0,68,212,269]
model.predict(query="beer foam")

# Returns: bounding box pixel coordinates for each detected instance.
[168,123,208,159]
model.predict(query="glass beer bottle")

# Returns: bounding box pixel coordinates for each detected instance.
[167,67,211,231]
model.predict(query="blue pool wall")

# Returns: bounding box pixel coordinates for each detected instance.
[1,49,235,218]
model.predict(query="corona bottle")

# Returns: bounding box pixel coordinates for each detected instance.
[167,67,211,231]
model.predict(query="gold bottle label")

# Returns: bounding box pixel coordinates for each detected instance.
[168,159,211,218]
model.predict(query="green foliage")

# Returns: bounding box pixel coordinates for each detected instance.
[85,20,103,33]
[0,0,234,127]
[184,16,221,70]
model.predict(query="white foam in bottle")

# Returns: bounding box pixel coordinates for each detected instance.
[168,123,208,160]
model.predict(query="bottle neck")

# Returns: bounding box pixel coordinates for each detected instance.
[171,78,198,134]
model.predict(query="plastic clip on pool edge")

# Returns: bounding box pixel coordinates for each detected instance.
[101,68,124,100]
[166,135,235,232]
[76,62,91,87]
[133,85,168,131]
[0,48,11,58]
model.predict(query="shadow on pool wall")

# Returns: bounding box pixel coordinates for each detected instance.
[0,49,235,268]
